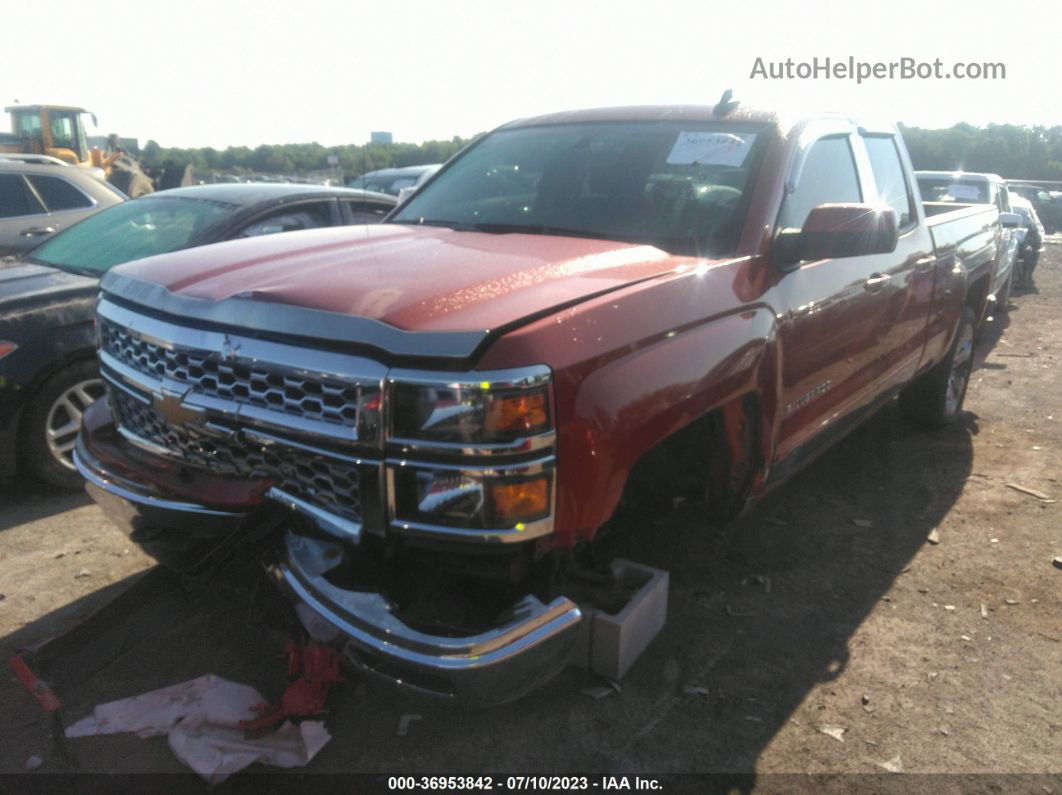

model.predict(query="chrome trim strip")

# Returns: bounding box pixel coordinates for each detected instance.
[387,429,556,457]
[116,425,180,459]
[386,454,554,476]
[387,364,552,390]
[267,487,362,543]
[388,516,554,543]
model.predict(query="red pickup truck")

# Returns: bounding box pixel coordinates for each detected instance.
[76,104,1002,704]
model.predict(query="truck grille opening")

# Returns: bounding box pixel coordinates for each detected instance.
[99,320,367,429]
[110,388,362,522]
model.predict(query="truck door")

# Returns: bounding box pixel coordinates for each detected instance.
[857,133,936,390]
[772,128,895,466]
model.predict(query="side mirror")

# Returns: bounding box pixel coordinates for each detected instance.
[999,212,1022,228]
[774,203,899,270]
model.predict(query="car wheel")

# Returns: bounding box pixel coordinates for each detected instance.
[22,360,105,490]
[899,307,975,427]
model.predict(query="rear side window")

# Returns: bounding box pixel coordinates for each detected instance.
[779,136,862,229]
[0,173,44,218]
[27,175,94,211]
[863,136,915,229]
[236,201,333,238]
[346,200,391,223]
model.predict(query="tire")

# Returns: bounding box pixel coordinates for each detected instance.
[899,307,975,427]
[21,360,105,490]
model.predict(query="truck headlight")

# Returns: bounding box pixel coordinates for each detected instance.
[389,366,552,445]
[391,463,553,530]
[386,365,555,537]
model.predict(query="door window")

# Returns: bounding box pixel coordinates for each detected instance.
[27,175,94,211]
[0,174,44,218]
[863,136,915,229]
[236,201,332,238]
[779,136,862,229]
[346,201,391,223]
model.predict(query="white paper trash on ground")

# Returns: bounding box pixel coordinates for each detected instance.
[65,674,330,783]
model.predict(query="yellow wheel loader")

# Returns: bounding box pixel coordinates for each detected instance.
[1,104,191,197]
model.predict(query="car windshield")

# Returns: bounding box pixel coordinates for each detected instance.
[28,196,236,275]
[389,121,767,257]
[916,177,990,204]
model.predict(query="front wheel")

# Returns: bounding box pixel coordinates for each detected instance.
[899,307,975,427]
[21,360,105,489]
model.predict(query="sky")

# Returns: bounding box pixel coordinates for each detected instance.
[5,0,1061,149]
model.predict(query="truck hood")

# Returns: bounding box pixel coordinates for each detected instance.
[0,259,98,321]
[110,224,685,335]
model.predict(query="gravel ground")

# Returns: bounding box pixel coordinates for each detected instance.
[1,245,1060,791]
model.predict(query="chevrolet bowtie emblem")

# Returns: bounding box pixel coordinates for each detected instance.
[152,387,204,427]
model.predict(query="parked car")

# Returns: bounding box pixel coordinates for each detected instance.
[347,164,441,195]
[1010,194,1045,286]
[1008,182,1062,233]
[0,158,125,256]
[0,183,395,488]
[915,171,1022,312]
[80,104,1003,705]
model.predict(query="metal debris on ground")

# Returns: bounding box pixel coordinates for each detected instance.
[861,694,870,705]
[396,714,422,737]
[852,519,874,528]
[878,755,904,773]
[1053,556,1062,570]
[683,685,710,697]
[1005,483,1053,501]
[1005,598,1020,605]
[606,679,622,694]
[944,605,956,611]
[75,569,91,579]
[927,529,941,545]
[981,604,989,619]
[819,725,847,742]
[581,686,614,700]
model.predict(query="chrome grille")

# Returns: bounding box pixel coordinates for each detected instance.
[111,389,362,521]
[99,320,367,430]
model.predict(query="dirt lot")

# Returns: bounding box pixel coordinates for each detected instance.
[1,245,1060,791]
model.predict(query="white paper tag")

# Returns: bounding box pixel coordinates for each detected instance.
[666,132,756,166]
[946,183,983,201]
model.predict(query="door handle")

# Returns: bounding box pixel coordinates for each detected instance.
[19,226,56,237]
[864,273,891,292]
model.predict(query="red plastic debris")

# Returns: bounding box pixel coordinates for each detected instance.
[238,641,343,731]
[9,654,62,713]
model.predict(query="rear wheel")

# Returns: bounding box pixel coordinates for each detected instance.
[899,307,975,427]
[21,360,105,489]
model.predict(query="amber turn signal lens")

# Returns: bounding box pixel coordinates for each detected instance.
[489,477,549,524]
[0,341,17,360]
[484,391,548,434]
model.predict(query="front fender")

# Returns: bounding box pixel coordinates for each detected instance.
[553,306,778,543]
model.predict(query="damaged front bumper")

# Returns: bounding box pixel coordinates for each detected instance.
[75,402,582,705]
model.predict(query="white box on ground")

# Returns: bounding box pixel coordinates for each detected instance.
[570,558,669,680]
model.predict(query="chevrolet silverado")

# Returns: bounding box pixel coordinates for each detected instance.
[75,104,1002,704]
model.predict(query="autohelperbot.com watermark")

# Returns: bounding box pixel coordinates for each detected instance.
[750,56,1006,83]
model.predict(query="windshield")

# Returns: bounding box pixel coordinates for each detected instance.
[29,196,236,274]
[389,121,767,257]
[916,177,990,204]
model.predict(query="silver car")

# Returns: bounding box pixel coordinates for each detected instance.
[0,158,125,256]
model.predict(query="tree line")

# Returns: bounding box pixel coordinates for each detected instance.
[138,136,475,178]
[137,123,1062,181]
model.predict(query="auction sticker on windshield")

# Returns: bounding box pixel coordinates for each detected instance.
[666,131,757,166]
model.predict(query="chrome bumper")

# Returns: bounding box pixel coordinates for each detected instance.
[272,532,582,705]
[76,429,582,706]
